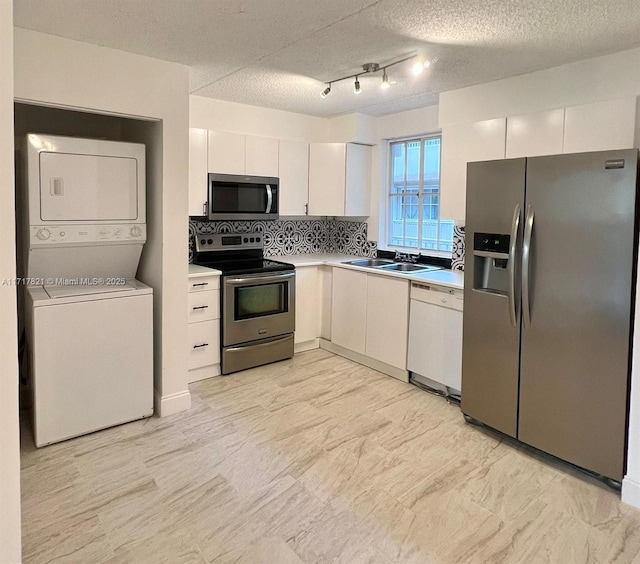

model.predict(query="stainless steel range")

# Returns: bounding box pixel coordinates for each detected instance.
[193,233,295,374]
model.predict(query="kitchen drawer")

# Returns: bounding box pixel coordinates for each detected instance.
[410,282,463,311]
[188,290,220,323]
[189,275,220,293]
[188,319,220,370]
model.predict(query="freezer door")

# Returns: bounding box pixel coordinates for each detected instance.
[462,158,525,437]
[519,149,638,481]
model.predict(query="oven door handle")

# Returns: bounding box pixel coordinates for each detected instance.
[225,271,295,286]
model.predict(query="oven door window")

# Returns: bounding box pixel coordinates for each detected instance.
[235,282,288,320]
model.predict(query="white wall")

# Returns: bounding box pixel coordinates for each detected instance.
[327,113,377,145]
[0,7,21,564]
[190,95,327,142]
[14,28,192,416]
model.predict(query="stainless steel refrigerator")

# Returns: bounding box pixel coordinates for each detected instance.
[462,149,639,483]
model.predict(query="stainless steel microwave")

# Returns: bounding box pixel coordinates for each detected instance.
[207,173,279,220]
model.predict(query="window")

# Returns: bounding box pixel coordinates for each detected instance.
[387,135,453,253]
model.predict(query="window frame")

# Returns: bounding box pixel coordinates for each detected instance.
[384,132,452,257]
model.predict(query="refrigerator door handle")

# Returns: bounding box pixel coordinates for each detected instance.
[522,205,535,328]
[508,204,521,328]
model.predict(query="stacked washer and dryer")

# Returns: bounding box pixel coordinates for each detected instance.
[21,133,154,447]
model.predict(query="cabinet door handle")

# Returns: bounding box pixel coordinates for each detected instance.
[305,203,309,215]
[192,305,209,310]
[192,282,209,287]
[202,201,207,216]
[193,343,209,349]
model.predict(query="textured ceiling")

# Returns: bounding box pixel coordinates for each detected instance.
[13,0,640,117]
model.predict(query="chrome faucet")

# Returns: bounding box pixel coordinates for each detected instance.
[394,251,418,263]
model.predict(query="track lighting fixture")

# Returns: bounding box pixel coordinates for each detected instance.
[319,53,433,98]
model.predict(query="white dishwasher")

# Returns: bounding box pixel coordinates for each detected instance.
[408,282,464,399]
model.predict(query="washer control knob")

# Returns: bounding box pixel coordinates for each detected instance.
[36,228,51,241]
[130,225,143,237]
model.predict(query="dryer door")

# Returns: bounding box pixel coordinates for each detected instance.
[39,152,139,221]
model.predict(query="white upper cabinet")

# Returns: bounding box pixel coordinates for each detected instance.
[506,109,565,158]
[207,131,278,177]
[245,135,279,177]
[440,117,506,221]
[208,131,245,175]
[563,97,637,154]
[344,143,372,216]
[188,128,208,216]
[308,142,371,217]
[278,139,309,216]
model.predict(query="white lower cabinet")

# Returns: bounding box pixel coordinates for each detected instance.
[331,268,367,354]
[187,272,221,382]
[365,274,409,369]
[188,320,220,371]
[330,267,410,377]
[294,265,321,350]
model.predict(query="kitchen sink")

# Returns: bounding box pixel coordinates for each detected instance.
[342,258,394,267]
[342,258,442,273]
[378,263,441,273]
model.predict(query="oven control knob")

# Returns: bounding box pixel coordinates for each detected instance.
[200,238,206,245]
[130,225,143,238]
[243,237,249,243]
[36,228,51,241]
[256,237,261,243]
[207,239,213,245]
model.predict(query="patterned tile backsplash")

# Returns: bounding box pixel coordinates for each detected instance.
[451,225,465,271]
[189,219,378,262]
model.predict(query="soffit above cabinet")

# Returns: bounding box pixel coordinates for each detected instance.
[15,1,640,118]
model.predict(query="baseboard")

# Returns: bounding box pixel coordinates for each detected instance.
[622,475,640,509]
[154,388,191,417]
[188,363,221,383]
[319,338,409,383]
[294,339,320,354]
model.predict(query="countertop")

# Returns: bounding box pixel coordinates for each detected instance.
[188,264,222,277]
[269,253,464,290]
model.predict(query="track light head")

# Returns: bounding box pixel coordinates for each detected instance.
[381,69,390,89]
[354,76,361,94]
[412,58,432,75]
[320,85,331,98]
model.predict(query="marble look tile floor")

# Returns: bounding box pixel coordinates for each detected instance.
[20,349,640,563]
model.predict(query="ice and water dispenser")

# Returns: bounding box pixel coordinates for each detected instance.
[473,233,511,295]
